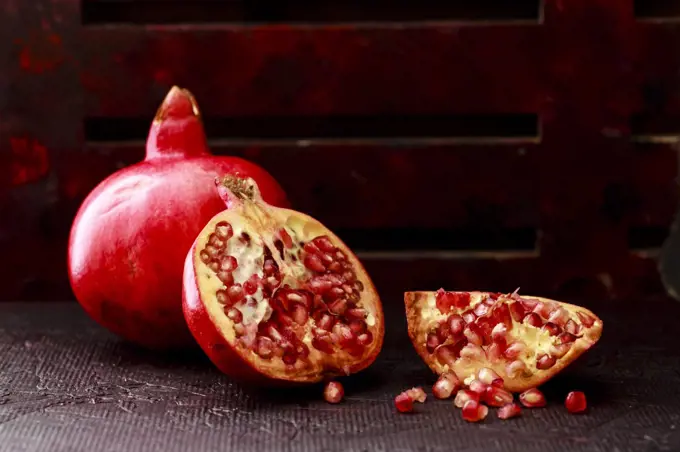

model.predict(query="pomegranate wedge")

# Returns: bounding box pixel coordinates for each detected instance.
[404,290,603,392]
[183,176,384,384]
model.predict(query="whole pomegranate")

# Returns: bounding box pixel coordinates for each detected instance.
[183,176,384,384]
[68,87,288,348]
[405,290,603,392]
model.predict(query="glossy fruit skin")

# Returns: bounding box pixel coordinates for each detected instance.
[68,87,288,349]
[182,177,384,385]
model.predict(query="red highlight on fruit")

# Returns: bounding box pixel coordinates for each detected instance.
[68,86,288,349]
[182,176,384,384]
[404,290,603,393]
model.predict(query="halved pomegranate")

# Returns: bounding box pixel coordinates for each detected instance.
[404,290,603,392]
[183,176,384,384]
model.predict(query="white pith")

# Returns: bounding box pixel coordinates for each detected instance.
[409,291,603,391]
[194,203,382,381]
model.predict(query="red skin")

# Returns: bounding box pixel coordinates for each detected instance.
[68,87,288,349]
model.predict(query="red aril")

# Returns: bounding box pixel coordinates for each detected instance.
[405,290,603,392]
[565,391,587,413]
[323,381,344,404]
[68,87,288,349]
[497,403,521,420]
[461,399,488,422]
[454,389,480,408]
[519,388,547,408]
[183,176,384,384]
[395,387,427,413]
[432,372,461,399]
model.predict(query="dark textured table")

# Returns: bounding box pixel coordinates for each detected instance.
[1,297,679,452]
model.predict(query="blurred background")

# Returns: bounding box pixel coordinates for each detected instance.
[1,0,679,303]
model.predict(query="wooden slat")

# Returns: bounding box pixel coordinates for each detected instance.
[79,24,545,117]
[85,141,540,229]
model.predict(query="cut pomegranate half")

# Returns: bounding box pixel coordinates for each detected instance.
[405,290,603,392]
[183,176,384,384]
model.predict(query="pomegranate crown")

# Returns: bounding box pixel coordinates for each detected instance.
[215,175,263,207]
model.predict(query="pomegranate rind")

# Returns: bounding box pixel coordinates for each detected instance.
[183,187,384,385]
[405,291,603,393]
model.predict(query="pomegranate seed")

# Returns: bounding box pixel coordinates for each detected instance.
[324,381,344,404]
[454,389,480,407]
[345,308,367,320]
[497,403,521,420]
[220,256,238,272]
[509,302,527,322]
[448,314,465,336]
[394,392,414,413]
[292,304,309,325]
[548,308,570,326]
[255,336,275,359]
[505,359,528,378]
[577,311,596,328]
[432,372,461,399]
[473,302,489,317]
[200,250,211,263]
[550,343,572,358]
[407,387,427,403]
[565,391,587,414]
[311,332,335,354]
[304,254,326,273]
[279,228,293,248]
[314,236,335,252]
[519,388,546,408]
[227,284,245,303]
[435,345,456,365]
[564,319,580,335]
[328,299,348,315]
[320,253,335,266]
[541,322,562,336]
[523,312,543,327]
[461,400,488,422]
[491,323,508,344]
[353,280,364,291]
[436,289,471,313]
[243,275,260,295]
[534,301,556,319]
[503,341,527,359]
[536,353,556,369]
[478,368,504,388]
[327,287,346,301]
[215,222,233,240]
[208,233,225,249]
[461,310,477,324]
[234,324,246,337]
[333,323,357,348]
[519,297,539,310]
[282,351,298,365]
[468,379,487,395]
[226,308,243,323]
[486,343,505,362]
[208,261,220,272]
[309,277,333,294]
[303,241,321,255]
[336,250,347,261]
[460,343,486,360]
[436,321,451,341]
[464,326,483,346]
[356,331,373,346]
[297,342,310,358]
[426,333,440,353]
[216,289,229,305]
[484,386,514,407]
[557,332,577,344]
[348,319,367,334]
[217,271,234,286]
[492,303,513,328]
[317,314,335,331]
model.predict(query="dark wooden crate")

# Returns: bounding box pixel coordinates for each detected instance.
[0,0,678,301]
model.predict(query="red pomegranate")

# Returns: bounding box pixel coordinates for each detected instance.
[68,87,288,348]
[183,175,384,384]
[405,290,603,392]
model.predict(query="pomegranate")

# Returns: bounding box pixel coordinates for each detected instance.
[454,389,480,408]
[405,290,603,392]
[519,388,547,408]
[323,381,344,404]
[68,87,288,348]
[432,372,461,399]
[565,391,587,413]
[497,403,521,420]
[182,175,384,384]
[461,399,488,422]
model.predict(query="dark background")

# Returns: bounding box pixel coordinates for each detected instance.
[2,2,680,451]
[1,0,679,303]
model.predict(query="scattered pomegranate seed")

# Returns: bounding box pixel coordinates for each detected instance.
[461,399,489,422]
[323,381,344,404]
[519,388,547,408]
[432,372,461,399]
[565,391,587,414]
[484,386,514,407]
[497,403,522,420]
[454,389,480,408]
[468,379,488,395]
[395,387,427,413]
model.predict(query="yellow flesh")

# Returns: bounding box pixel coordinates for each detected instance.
[409,291,603,391]
[194,205,381,382]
